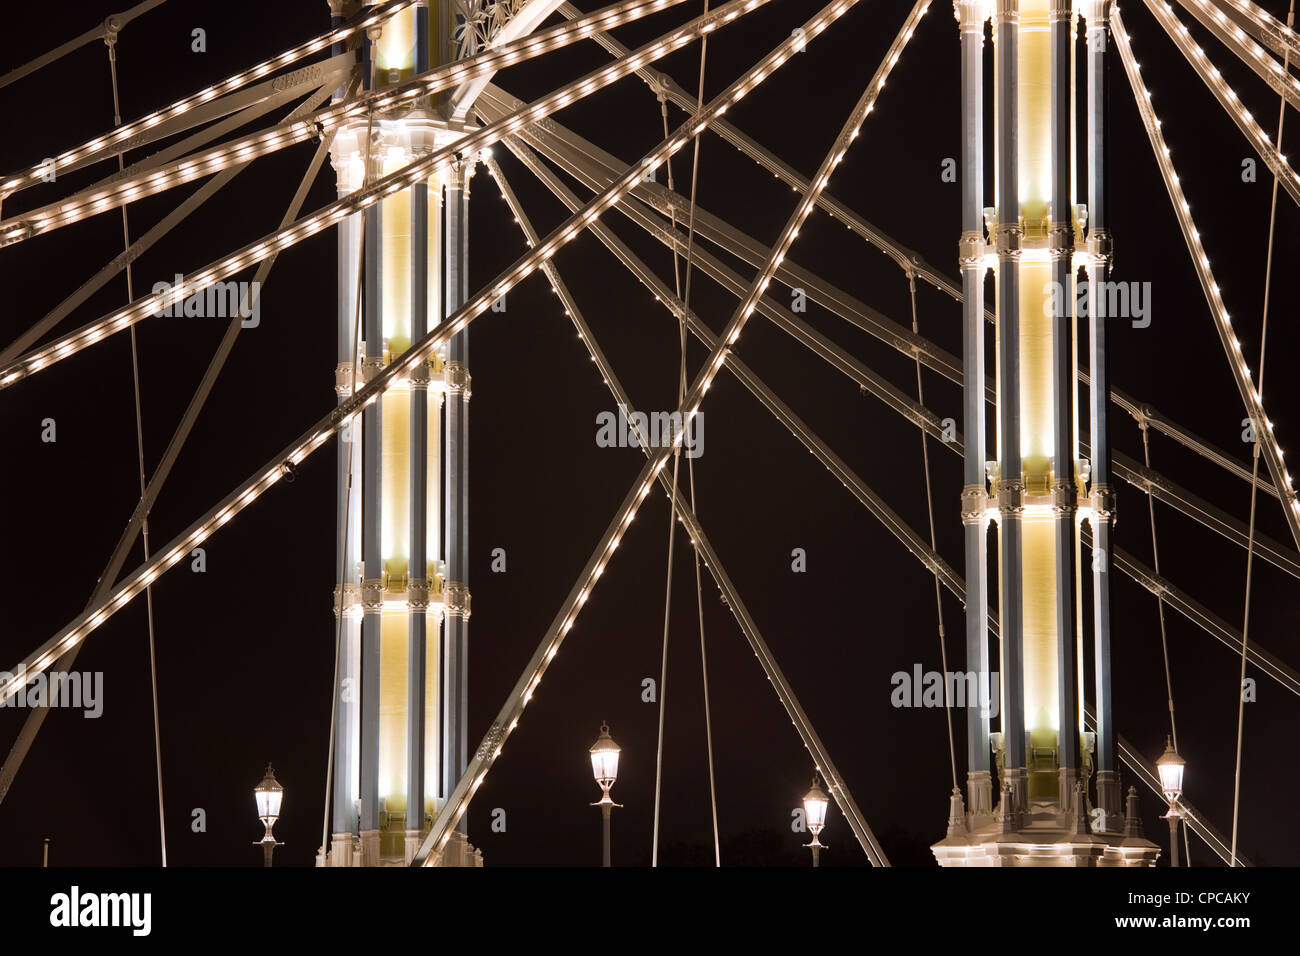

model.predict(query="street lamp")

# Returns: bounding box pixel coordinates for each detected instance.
[1156,737,1185,867]
[589,723,622,867]
[253,762,284,867]
[803,773,830,867]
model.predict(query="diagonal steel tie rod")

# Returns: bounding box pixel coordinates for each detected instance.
[485,153,886,864]
[0,78,350,806]
[498,115,1300,701]
[411,0,927,866]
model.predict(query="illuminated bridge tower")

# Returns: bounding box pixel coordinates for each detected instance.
[934,0,1158,866]
[322,0,479,867]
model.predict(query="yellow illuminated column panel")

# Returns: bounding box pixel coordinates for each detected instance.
[993,0,1073,800]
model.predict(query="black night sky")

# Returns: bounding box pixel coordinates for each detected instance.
[2,0,1299,869]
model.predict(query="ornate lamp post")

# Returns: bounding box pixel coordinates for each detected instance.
[253,763,284,867]
[1156,737,1186,867]
[589,723,622,867]
[803,774,830,867]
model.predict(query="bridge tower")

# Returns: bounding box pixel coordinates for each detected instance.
[322,0,479,867]
[935,0,1159,865]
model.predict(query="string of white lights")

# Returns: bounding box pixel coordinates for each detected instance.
[0,79,343,368]
[1150,0,1300,207]
[0,0,689,247]
[1113,7,1300,552]
[1175,0,1300,106]
[558,0,956,296]
[0,0,413,198]
[0,0,763,388]
[1215,0,1300,65]
[0,0,840,736]
[412,0,928,867]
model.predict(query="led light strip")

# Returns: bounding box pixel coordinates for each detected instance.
[0,0,788,712]
[1154,0,1300,209]
[0,0,686,247]
[1175,0,1300,109]
[413,0,930,867]
[1114,8,1300,550]
[0,0,414,198]
[1216,0,1300,64]
[0,0,752,386]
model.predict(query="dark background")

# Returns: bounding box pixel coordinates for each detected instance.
[1,0,1298,867]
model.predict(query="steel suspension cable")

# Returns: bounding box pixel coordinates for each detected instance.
[0,78,344,808]
[1139,419,1190,865]
[906,272,956,791]
[652,0,716,868]
[1139,422,1179,751]
[667,2,721,866]
[651,380,683,869]
[1231,0,1294,868]
[107,30,167,867]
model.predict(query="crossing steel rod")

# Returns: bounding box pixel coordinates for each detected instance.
[0,0,845,783]
[0,76,348,366]
[485,155,887,865]
[0,0,412,193]
[498,131,1256,867]
[0,80,349,807]
[485,94,1300,580]
[0,0,766,387]
[1173,0,1300,112]
[1151,0,1300,208]
[499,113,1300,704]
[557,7,1288,507]
[0,0,169,93]
[0,0,689,247]
[1215,0,1300,63]
[410,0,927,866]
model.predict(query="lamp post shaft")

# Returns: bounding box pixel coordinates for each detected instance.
[601,802,611,868]
[263,841,274,868]
[1168,815,1180,868]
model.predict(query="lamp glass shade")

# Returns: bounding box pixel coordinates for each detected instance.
[1156,739,1185,800]
[803,777,829,830]
[590,724,620,788]
[255,764,284,824]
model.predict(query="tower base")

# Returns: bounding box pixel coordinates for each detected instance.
[932,797,1160,867]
